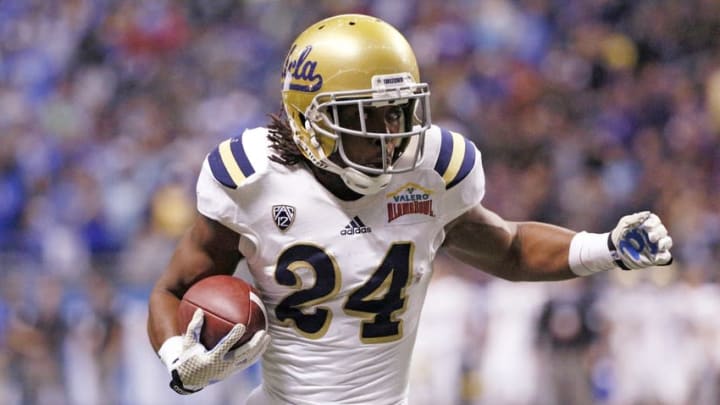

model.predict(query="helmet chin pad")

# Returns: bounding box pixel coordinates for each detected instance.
[338,167,391,195]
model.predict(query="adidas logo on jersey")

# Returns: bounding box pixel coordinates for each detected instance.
[341,216,372,235]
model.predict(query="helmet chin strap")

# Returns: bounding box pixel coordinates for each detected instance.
[340,167,392,195]
[322,159,392,195]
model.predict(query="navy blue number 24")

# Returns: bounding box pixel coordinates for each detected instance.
[274,242,413,343]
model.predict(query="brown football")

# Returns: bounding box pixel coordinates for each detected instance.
[177,275,267,350]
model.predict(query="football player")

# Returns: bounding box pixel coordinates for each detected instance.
[147,14,673,404]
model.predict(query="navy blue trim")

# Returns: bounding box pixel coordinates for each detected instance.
[433,128,454,177]
[208,146,236,189]
[446,137,476,190]
[229,136,255,178]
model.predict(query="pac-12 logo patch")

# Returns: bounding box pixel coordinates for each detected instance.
[272,205,296,231]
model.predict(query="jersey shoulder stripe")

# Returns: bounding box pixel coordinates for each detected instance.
[208,134,256,189]
[433,128,476,189]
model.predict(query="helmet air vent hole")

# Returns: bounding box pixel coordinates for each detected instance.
[349,21,355,25]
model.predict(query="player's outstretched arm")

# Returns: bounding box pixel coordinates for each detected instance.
[443,204,576,281]
[443,204,673,281]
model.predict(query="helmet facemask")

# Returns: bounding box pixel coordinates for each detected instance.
[295,74,431,195]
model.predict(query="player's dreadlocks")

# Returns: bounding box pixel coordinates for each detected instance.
[267,112,304,166]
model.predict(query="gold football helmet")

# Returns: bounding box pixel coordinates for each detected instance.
[281,14,432,195]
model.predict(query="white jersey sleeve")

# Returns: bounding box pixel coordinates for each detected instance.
[196,158,238,226]
[195,127,272,253]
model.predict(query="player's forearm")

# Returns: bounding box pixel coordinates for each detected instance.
[147,233,205,351]
[444,220,576,281]
[147,244,220,352]
[148,286,182,351]
[148,217,243,352]
[509,222,576,281]
[147,229,211,352]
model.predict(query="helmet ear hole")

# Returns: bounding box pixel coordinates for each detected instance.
[300,114,321,148]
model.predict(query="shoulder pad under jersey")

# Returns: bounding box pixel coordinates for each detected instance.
[432,127,477,190]
[206,131,261,189]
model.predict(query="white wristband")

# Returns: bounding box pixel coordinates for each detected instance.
[158,336,184,371]
[568,231,616,276]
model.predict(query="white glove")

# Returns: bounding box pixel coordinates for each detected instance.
[609,211,673,270]
[158,308,271,395]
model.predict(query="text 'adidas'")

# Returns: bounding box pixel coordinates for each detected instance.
[340,216,372,235]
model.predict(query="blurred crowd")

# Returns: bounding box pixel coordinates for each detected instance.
[1,0,719,404]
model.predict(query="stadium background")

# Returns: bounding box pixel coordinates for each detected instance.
[1,0,719,404]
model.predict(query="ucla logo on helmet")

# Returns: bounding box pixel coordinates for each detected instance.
[272,205,296,231]
[282,45,323,92]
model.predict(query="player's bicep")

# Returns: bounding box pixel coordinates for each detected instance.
[161,214,242,298]
[442,204,518,276]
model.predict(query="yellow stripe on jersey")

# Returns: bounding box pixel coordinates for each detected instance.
[218,139,248,186]
[441,132,467,185]
[208,135,257,189]
[434,128,477,189]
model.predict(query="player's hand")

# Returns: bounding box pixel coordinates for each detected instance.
[609,211,673,270]
[162,309,270,395]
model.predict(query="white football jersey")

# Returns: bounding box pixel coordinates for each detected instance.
[196,125,485,404]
